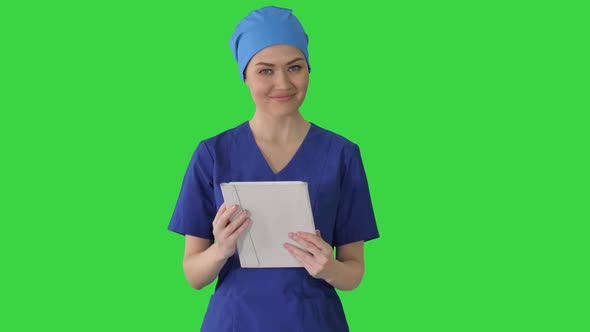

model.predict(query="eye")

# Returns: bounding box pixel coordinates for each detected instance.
[289,65,302,72]
[259,69,273,75]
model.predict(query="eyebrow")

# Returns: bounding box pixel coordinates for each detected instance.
[254,57,305,67]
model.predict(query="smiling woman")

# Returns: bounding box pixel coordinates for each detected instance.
[244,45,309,117]
[168,6,379,332]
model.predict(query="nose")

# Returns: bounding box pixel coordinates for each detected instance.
[273,69,294,90]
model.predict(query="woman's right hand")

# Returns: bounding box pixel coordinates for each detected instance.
[212,204,251,260]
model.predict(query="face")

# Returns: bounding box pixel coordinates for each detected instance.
[243,44,309,116]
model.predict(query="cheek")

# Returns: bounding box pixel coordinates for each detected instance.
[295,71,310,88]
[249,83,272,102]
[296,78,309,94]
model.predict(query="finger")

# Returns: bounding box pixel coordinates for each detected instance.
[285,243,321,271]
[212,204,228,227]
[284,245,307,269]
[313,229,330,253]
[228,217,251,242]
[294,232,331,255]
[289,232,323,257]
[218,204,239,229]
[224,209,249,235]
[217,203,227,216]
[312,231,331,253]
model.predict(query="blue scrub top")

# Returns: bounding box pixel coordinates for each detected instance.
[169,121,379,332]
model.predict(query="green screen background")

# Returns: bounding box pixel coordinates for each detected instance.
[1,0,588,331]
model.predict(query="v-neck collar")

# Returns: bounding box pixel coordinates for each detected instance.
[244,121,315,178]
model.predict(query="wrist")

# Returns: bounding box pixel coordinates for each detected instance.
[323,260,340,285]
[210,242,230,262]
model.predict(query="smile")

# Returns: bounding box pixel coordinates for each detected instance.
[271,95,295,102]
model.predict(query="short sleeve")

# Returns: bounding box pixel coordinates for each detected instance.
[333,144,379,246]
[168,141,216,239]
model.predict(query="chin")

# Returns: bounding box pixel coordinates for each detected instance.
[259,105,301,116]
[276,106,301,115]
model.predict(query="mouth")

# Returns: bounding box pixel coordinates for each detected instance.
[270,94,295,102]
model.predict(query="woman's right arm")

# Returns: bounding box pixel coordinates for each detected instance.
[182,204,250,290]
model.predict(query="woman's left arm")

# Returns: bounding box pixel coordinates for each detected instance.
[285,231,365,291]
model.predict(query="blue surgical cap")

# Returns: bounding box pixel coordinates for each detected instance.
[229,6,311,81]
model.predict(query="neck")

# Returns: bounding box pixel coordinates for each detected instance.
[249,111,310,144]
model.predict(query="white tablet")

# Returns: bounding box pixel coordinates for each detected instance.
[220,181,316,268]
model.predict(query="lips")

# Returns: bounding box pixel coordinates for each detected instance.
[271,94,295,102]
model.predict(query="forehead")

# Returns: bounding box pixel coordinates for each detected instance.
[250,44,305,64]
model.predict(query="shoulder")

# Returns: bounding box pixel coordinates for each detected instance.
[311,123,361,160]
[201,121,248,149]
[193,121,249,156]
[186,121,249,167]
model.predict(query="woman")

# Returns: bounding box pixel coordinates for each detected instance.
[169,6,379,331]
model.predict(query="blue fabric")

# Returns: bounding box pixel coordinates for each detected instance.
[169,121,379,332]
[229,6,311,81]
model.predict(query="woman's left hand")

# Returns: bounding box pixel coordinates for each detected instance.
[284,230,337,282]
